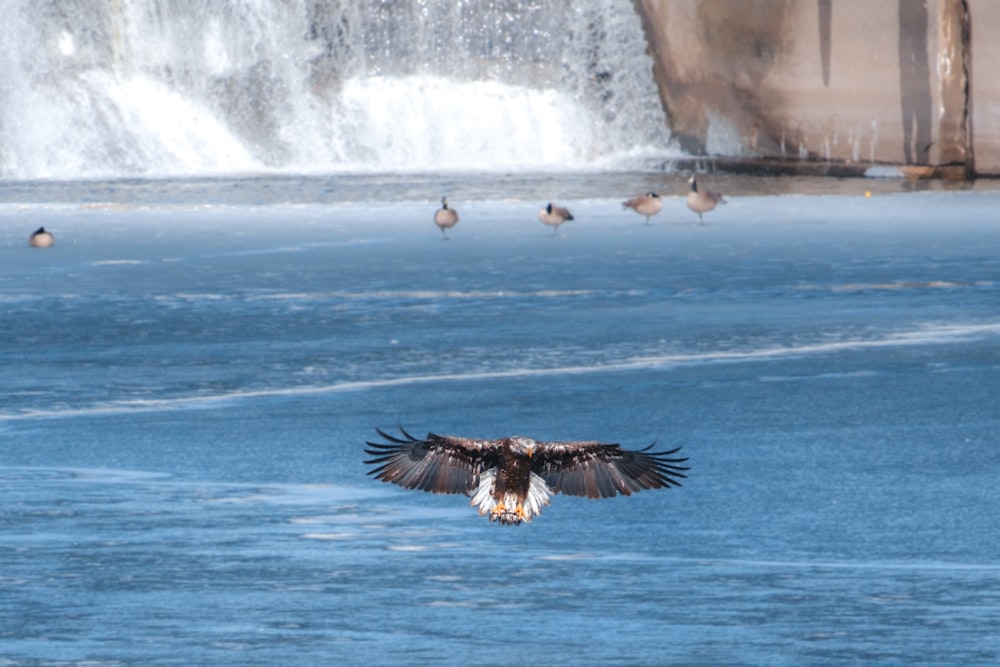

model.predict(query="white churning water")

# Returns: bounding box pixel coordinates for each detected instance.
[1,0,678,179]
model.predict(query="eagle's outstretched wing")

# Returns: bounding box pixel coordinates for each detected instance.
[532,441,688,499]
[364,427,499,495]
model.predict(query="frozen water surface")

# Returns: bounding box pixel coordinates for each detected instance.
[1,176,999,666]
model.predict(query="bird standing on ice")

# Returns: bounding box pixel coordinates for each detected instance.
[434,197,459,239]
[538,203,574,234]
[29,227,54,248]
[686,176,726,224]
[622,192,663,224]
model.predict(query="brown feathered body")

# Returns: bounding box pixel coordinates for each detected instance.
[538,203,574,232]
[622,192,663,224]
[687,176,725,224]
[434,197,459,237]
[364,428,688,525]
[29,227,54,248]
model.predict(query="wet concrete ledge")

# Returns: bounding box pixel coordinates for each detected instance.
[655,157,982,181]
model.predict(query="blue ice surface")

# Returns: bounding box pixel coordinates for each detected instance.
[1,182,999,666]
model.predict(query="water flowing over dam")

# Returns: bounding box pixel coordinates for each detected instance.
[1,0,674,179]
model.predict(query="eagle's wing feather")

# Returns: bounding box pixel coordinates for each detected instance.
[533,441,688,499]
[364,427,499,495]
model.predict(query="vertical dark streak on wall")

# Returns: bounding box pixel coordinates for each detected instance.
[818,0,832,86]
[960,0,974,173]
[936,0,972,174]
[898,0,932,165]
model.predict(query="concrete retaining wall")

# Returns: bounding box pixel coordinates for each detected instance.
[634,0,995,177]
[970,3,1000,175]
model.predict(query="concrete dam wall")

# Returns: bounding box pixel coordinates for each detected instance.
[635,0,995,177]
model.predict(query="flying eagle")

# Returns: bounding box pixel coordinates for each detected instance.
[364,427,688,525]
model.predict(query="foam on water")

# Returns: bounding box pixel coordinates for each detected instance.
[331,76,597,171]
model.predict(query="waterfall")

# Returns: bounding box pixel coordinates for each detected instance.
[0,1,673,180]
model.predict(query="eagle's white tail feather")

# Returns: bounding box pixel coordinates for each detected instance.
[470,469,496,515]
[469,469,553,524]
[524,472,553,518]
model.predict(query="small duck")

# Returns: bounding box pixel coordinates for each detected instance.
[434,197,459,239]
[687,176,725,224]
[29,227,54,248]
[622,192,663,224]
[538,203,574,234]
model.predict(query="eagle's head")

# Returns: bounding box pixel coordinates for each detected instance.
[506,436,537,458]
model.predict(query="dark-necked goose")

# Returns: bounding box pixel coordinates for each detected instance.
[687,176,725,224]
[29,227,54,248]
[434,197,459,239]
[622,193,663,224]
[538,203,574,234]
